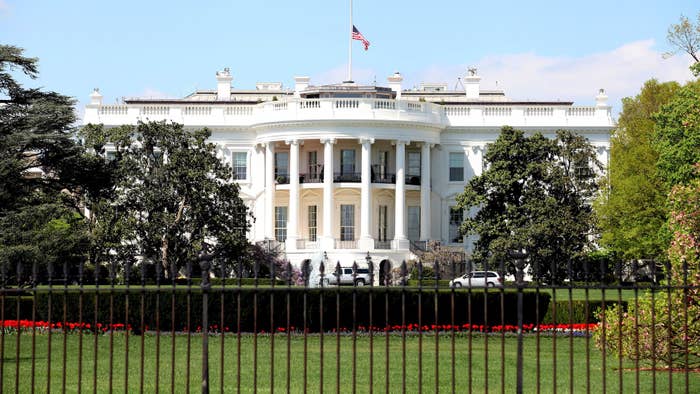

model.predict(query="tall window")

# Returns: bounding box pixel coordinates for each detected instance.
[449,206,463,243]
[340,204,355,241]
[341,149,355,174]
[408,206,420,241]
[308,205,317,242]
[378,205,388,241]
[378,151,389,176]
[449,152,464,182]
[275,206,288,242]
[232,152,247,180]
[407,152,421,177]
[308,151,319,177]
[275,152,289,180]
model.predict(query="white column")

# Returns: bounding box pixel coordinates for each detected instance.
[358,138,374,251]
[420,142,432,241]
[286,139,300,251]
[320,138,336,250]
[393,140,409,250]
[264,142,275,239]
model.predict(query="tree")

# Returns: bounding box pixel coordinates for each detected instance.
[457,127,600,283]
[0,45,103,280]
[596,171,700,368]
[665,13,700,76]
[81,121,252,278]
[0,196,87,285]
[652,79,700,187]
[595,79,679,261]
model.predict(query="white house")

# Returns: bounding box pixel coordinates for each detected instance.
[83,68,613,281]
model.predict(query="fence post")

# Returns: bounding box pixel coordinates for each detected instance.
[510,249,528,394]
[199,254,213,394]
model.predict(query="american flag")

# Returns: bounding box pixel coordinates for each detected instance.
[352,25,370,51]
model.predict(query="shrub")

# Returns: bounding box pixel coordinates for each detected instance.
[595,175,700,368]
[31,288,551,333]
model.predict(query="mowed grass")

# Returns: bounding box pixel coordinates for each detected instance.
[1,331,696,393]
[526,287,640,302]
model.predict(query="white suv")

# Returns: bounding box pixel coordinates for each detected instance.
[324,266,371,286]
[449,271,503,288]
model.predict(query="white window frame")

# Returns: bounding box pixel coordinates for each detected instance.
[449,152,464,182]
[231,151,248,181]
[340,204,355,241]
[275,206,288,242]
[448,206,464,244]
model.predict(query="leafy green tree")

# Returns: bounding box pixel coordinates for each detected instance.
[652,79,700,187]
[0,45,83,211]
[81,121,252,278]
[0,197,87,284]
[595,79,679,261]
[0,45,105,280]
[596,171,700,368]
[457,127,600,283]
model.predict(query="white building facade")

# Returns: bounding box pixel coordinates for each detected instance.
[83,69,614,275]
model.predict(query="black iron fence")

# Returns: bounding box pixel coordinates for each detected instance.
[0,259,697,393]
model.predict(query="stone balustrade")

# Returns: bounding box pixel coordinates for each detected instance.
[84,97,612,129]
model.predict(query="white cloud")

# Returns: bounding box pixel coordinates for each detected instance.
[410,40,696,117]
[308,40,695,117]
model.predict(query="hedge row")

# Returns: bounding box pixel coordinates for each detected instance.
[14,289,553,333]
[541,299,628,324]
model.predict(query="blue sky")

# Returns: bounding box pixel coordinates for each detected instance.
[1,0,698,118]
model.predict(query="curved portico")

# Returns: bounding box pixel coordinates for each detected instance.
[256,119,440,258]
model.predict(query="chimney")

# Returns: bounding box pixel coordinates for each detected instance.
[89,88,103,106]
[294,76,310,97]
[216,68,233,101]
[464,67,481,99]
[595,88,609,107]
[387,72,403,99]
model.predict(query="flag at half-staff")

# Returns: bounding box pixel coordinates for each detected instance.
[352,25,370,50]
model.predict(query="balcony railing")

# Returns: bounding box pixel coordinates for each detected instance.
[409,240,428,253]
[335,239,357,249]
[405,175,421,185]
[299,173,323,184]
[296,239,318,250]
[372,173,395,184]
[86,98,613,130]
[374,240,391,250]
[333,172,361,183]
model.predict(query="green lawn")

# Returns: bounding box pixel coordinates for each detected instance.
[530,287,640,302]
[1,332,695,393]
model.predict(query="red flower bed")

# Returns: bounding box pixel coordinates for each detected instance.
[2,320,597,335]
[1,320,131,333]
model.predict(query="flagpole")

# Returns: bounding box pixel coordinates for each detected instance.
[348,0,353,82]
